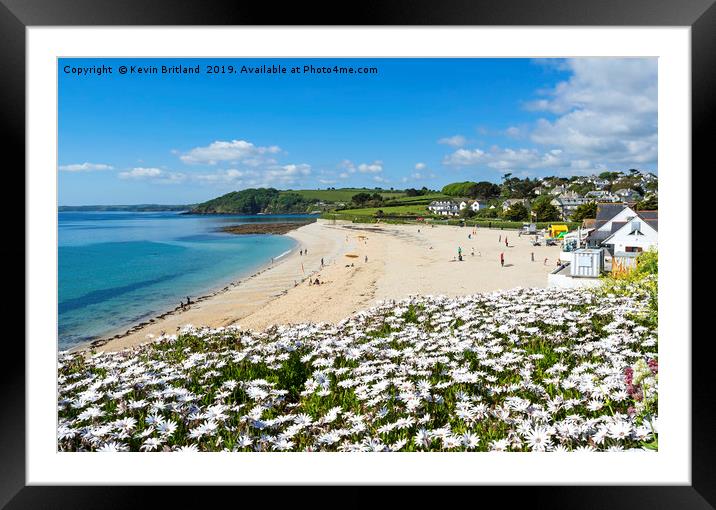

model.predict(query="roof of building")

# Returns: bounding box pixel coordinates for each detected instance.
[595,203,628,223]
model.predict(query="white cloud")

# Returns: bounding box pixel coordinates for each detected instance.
[118,167,163,179]
[59,162,113,172]
[192,164,311,188]
[338,160,383,175]
[528,58,657,166]
[442,148,486,166]
[441,58,657,175]
[414,162,426,170]
[438,135,467,147]
[118,167,186,184]
[358,161,383,174]
[372,175,389,183]
[179,139,281,165]
[443,146,605,174]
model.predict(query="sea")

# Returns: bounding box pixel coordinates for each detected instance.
[58,211,312,349]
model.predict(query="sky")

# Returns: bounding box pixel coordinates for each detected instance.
[58,58,657,205]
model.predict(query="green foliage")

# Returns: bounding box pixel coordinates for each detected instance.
[460,208,476,219]
[502,202,529,221]
[599,171,621,180]
[442,181,477,197]
[475,207,499,218]
[351,192,373,206]
[276,350,311,402]
[191,188,316,214]
[599,249,657,327]
[636,194,658,211]
[570,202,598,222]
[532,200,561,222]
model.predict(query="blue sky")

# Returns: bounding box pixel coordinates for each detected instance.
[58,58,657,205]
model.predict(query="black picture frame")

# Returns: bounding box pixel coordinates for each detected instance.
[6,0,711,506]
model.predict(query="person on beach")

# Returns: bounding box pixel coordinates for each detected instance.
[544,258,548,265]
[531,252,535,262]
[321,257,324,267]
[300,249,303,256]
[468,234,471,240]
[471,247,475,256]
[499,235,502,243]
[365,255,368,263]
[305,248,308,255]
[500,252,505,267]
[505,237,508,247]
[186,296,191,305]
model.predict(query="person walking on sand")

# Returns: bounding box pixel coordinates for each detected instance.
[505,236,508,247]
[365,255,368,263]
[500,252,504,267]
[499,235,501,243]
[531,252,534,262]
[544,258,548,265]
[471,247,475,256]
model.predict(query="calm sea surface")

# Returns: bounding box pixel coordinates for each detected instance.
[58,211,309,349]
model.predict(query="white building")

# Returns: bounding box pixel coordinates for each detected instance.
[428,200,459,216]
[585,190,620,202]
[602,216,658,254]
[614,188,643,202]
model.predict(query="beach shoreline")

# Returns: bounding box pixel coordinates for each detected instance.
[78,219,562,353]
[72,241,297,352]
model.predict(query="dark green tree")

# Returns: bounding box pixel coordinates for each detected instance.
[352,192,372,206]
[502,202,529,221]
[636,194,658,210]
[531,198,561,222]
[571,201,598,222]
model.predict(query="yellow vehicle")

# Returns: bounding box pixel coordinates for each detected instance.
[548,224,569,238]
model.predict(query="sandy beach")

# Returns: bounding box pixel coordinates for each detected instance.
[92,219,561,352]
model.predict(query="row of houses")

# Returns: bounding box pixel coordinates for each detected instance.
[427,199,482,216]
[550,189,645,219]
[429,187,649,220]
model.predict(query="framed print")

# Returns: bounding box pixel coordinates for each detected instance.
[6,0,713,506]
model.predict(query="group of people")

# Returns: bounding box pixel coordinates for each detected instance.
[179,296,192,309]
[299,248,309,256]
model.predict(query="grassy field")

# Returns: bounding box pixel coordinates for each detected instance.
[283,189,406,202]
[383,193,451,205]
[336,204,429,217]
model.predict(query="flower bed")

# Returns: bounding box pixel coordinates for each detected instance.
[58,282,657,452]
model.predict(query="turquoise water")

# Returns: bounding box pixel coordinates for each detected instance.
[58,211,307,349]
